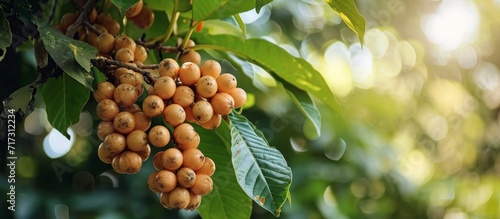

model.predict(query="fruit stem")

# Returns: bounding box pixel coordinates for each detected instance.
[180,26,195,50]
[91,57,157,84]
[65,0,98,38]
[83,21,103,36]
[159,0,180,45]
[135,37,180,53]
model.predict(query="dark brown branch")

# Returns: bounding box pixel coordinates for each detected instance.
[83,21,103,35]
[91,57,157,84]
[137,63,159,70]
[66,0,98,38]
[135,36,182,54]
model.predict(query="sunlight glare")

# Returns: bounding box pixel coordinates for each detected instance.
[421,0,479,51]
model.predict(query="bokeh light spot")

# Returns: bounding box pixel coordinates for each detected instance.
[421,0,479,51]
[43,128,76,159]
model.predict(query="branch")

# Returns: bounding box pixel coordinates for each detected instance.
[91,57,157,84]
[83,21,103,35]
[135,36,182,54]
[66,0,98,38]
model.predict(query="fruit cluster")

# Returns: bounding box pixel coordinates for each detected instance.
[94,57,247,209]
[54,0,153,48]
[139,57,246,209]
[56,0,247,211]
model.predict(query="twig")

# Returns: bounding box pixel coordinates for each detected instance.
[91,57,157,84]
[157,0,180,44]
[138,63,159,69]
[66,0,98,38]
[83,21,103,35]
[135,36,180,53]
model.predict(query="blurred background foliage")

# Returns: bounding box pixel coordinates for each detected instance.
[2,0,500,218]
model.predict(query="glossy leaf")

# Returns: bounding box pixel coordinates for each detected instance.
[276,78,321,139]
[146,0,192,13]
[192,34,341,112]
[193,0,255,21]
[233,14,247,36]
[0,10,11,61]
[42,73,90,138]
[202,20,244,38]
[38,24,97,90]
[110,0,140,16]
[196,122,253,219]
[324,0,366,44]
[229,112,292,216]
[255,0,273,13]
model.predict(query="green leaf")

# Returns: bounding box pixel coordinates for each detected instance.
[255,0,273,13]
[42,73,90,138]
[324,0,366,44]
[109,0,140,16]
[37,23,97,90]
[3,84,38,117]
[192,34,341,112]
[221,53,270,92]
[91,67,107,85]
[276,78,321,139]
[233,14,246,36]
[229,112,292,216]
[196,122,253,219]
[193,0,255,21]
[145,0,192,13]
[0,10,12,61]
[202,20,244,38]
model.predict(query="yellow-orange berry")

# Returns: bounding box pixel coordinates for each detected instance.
[142,95,165,117]
[155,169,177,193]
[158,58,179,79]
[133,111,151,131]
[199,114,222,130]
[96,99,119,121]
[97,33,116,54]
[191,100,214,123]
[181,148,205,171]
[196,157,215,176]
[148,125,171,147]
[119,151,142,174]
[94,81,115,102]
[153,76,176,99]
[113,111,136,134]
[210,93,234,115]
[168,187,190,209]
[200,60,221,78]
[163,104,186,127]
[216,73,237,93]
[179,62,201,86]
[162,148,183,171]
[195,76,217,98]
[173,123,198,146]
[115,48,135,63]
[190,174,213,196]
[97,121,115,140]
[126,130,148,152]
[176,167,196,188]
[113,84,139,107]
[125,0,143,18]
[172,86,195,107]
